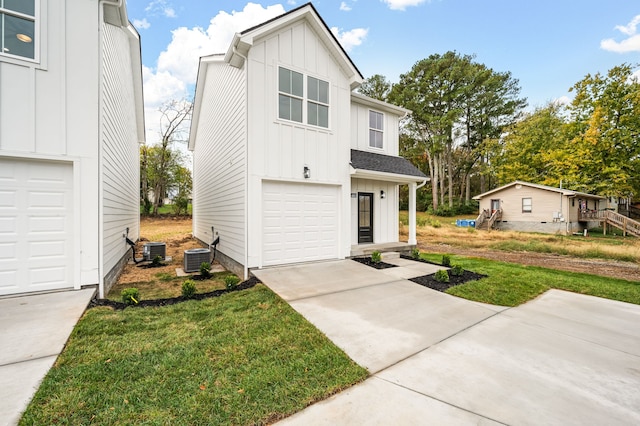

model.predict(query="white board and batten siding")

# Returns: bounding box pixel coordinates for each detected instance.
[100,21,141,279]
[192,60,247,269]
[350,179,398,245]
[245,19,353,267]
[0,158,74,295]
[350,99,401,156]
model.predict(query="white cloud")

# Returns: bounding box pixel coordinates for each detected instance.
[553,96,571,106]
[133,18,151,30]
[143,3,286,143]
[287,0,297,5]
[601,34,640,53]
[145,0,177,18]
[614,14,640,36]
[382,0,426,11]
[331,27,368,52]
[340,2,352,11]
[601,15,640,53]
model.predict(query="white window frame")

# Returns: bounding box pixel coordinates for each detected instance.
[522,197,532,213]
[277,66,330,129]
[369,110,384,149]
[0,0,39,63]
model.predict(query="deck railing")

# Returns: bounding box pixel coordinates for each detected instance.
[579,209,640,237]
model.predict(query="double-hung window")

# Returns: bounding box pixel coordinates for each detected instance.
[307,76,329,128]
[278,66,329,128]
[369,110,384,149]
[522,197,532,213]
[1,0,36,60]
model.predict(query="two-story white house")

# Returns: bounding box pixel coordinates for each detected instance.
[0,0,144,297]
[189,3,427,278]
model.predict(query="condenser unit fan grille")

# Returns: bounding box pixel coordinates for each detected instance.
[184,248,211,273]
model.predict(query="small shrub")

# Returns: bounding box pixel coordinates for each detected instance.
[121,288,140,305]
[411,247,420,259]
[416,217,428,227]
[371,251,382,264]
[182,279,197,298]
[199,262,211,278]
[434,269,449,283]
[429,219,442,228]
[441,255,451,267]
[451,264,464,276]
[151,255,163,267]
[224,275,241,290]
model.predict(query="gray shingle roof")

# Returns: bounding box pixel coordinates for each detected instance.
[350,149,427,178]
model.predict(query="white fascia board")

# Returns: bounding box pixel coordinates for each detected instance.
[351,92,410,116]
[126,24,145,144]
[350,167,429,184]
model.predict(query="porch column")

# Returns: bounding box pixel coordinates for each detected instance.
[408,181,417,245]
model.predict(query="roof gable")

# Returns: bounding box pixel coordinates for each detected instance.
[224,2,363,89]
[473,181,604,200]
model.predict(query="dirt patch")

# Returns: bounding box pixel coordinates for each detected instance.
[419,243,640,282]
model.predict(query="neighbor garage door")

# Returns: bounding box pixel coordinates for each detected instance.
[262,181,339,266]
[0,158,74,295]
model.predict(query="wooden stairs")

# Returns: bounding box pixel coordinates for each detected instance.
[599,210,640,237]
[475,209,502,231]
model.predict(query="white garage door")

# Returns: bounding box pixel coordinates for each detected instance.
[262,181,339,266]
[0,158,74,296]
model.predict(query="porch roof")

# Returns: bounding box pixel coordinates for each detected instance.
[350,149,427,183]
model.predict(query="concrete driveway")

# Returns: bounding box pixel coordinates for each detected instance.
[0,289,95,426]
[253,259,640,425]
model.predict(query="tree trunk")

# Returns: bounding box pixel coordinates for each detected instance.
[430,151,438,211]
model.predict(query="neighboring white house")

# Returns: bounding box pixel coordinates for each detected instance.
[0,0,145,297]
[189,3,427,278]
[473,181,606,234]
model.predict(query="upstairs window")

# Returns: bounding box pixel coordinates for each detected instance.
[278,66,329,129]
[369,110,384,149]
[1,0,36,60]
[278,67,303,123]
[307,76,329,128]
[522,197,532,213]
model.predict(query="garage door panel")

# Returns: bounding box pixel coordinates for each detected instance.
[262,181,339,266]
[0,158,73,296]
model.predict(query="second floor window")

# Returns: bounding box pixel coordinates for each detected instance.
[278,66,329,128]
[1,0,36,60]
[369,110,383,149]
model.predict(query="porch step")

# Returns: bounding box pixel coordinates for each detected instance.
[381,252,400,260]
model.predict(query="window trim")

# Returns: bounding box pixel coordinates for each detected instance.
[0,0,39,63]
[277,65,330,130]
[522,197,532,213]
[368,110,384,149]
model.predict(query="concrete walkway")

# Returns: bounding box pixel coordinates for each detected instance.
[0,289,95,426]
[253,259,640,425]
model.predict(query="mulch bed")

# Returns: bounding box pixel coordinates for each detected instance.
[357,254,487,292]
[410,270,487,292]
[351,257,398,269]
[89,277,261,310]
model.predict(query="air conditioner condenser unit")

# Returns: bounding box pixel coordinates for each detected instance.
[143,242,166,261]
[183,248,211,273]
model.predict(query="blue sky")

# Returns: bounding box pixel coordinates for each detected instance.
[126,0,640,142]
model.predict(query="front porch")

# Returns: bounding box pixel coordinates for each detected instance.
[350,242,416,257]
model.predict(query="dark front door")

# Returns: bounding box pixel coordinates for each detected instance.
[358,193,373,243]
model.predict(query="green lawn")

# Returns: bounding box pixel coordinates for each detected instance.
[422,253,640,307]
[21,285,367,425]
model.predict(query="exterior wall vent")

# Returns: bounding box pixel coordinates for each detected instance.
[143,242,166,261]
[184,248,211,273]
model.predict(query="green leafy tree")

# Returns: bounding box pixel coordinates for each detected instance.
[357,74,392,101]
[140,99,193,215]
